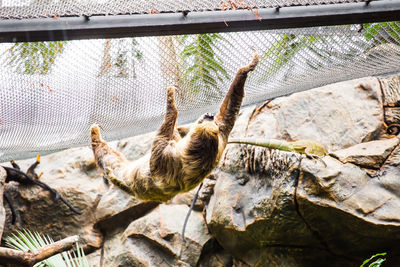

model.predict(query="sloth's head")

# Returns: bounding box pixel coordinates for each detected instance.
[191,113,219,140]
[196,113,215,124]
[185,113,220,164]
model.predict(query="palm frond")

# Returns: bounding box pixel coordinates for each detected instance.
[5,230,91,267]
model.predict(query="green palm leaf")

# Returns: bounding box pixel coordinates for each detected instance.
[180,33,229,98]
[4,41,65,75]
[5,230,91,267]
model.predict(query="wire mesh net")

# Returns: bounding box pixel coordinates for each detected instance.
[1,21,400,161]
[0,0,367,19]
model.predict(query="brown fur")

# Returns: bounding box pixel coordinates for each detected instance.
[90,54,259,202]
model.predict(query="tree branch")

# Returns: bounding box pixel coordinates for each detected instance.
[0,235,80,267]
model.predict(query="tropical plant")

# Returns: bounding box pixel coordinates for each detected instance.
[363,21,400,44]
[4,41,65,75]
[261,31,362,81]
[260,21,400,81]
[360,252,387,267]
[98,38,143,78]
[5,230,92,267]
[180,33,229,98]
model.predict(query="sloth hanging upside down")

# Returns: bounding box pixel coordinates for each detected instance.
[90,53,259,202]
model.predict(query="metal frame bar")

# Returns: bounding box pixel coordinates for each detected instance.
[0,0,399,42]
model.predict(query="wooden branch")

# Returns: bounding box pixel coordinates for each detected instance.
[0,235,80,267]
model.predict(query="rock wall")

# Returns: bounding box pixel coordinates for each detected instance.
[1,75,400,266]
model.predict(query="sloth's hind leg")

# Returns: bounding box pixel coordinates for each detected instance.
[90,124,127,170]
[90,125,133,192]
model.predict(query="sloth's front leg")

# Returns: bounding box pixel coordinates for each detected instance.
[216,53,259,143]
[150,86,180,176]
[156,86,179,140]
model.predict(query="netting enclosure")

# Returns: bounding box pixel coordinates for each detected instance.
[0,0,400,161]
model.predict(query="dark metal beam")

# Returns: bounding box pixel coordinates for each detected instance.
[0,0,399,43]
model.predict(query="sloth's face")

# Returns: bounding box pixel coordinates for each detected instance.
[197,113,214,124]
[191,112,219,138]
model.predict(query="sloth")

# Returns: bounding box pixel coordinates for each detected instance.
[90,53,259,202]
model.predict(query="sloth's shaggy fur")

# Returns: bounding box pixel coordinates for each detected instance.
[90,54,259,202]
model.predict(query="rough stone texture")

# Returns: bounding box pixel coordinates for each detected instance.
[101,204,211,267]
[247,77,384,151]
[2,147,106,248]
[205,76,400,266]
[380,73,400,106]
[330,137,400,169]
[197,239,233,267]
[94,185,159,232]
[298,155,400,259]
[168,185,203,211]
[385,107,400,125]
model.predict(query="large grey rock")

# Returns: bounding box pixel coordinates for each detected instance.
[205,76,400,266]
[298,155,400,257]
[2,147,106,248]
[246,77,384,151]
[94,185,159,232]
[100,204,211,267]
[330,137,400,169]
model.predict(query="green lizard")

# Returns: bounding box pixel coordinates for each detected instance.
[228,138,328,158]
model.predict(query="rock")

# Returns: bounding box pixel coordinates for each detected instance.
[95,185,159,232]
[198,250,232,267]
[330,137,400,169]
[198,174,217,203]
[207,147,320,255]
[85,249,101,266]
[384,107,400,125]
[197,239,233,267]
[379,73,400,106]
[100,204,211,266]
[2,147,106,248]
[230,247,350,267]
[297,155,400,260]
[101,231,152,267]
[168,185,203,211]
[204,76,400,265]
[117,132,154,161]
[246,77,384,151]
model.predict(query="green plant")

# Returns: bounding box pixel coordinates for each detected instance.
[363,21,400,43]
[5,230,92,267]
[5,41,65,75]
[360,252,387,267]
[98,38,143,78]
[261,33,334,80]
[180,33,229,98]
